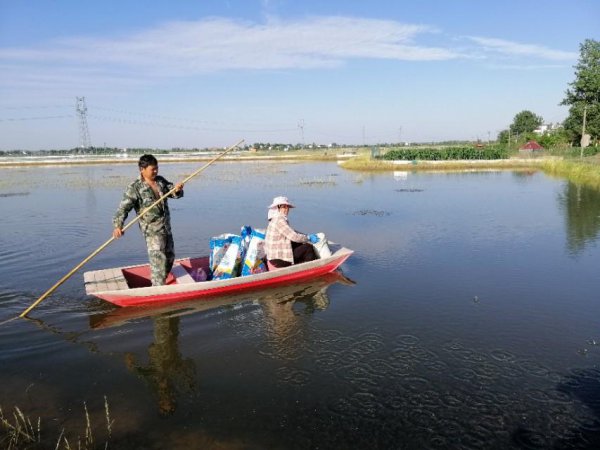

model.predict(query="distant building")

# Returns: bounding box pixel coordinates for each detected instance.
[519,140,544,152]
[534,123,560,134]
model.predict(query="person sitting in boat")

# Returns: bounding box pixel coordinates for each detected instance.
[265,196,319,270]
[112,154,184,286]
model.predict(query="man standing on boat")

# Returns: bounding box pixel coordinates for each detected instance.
[113,154,184,286]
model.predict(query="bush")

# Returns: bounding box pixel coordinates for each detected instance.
[380,146,509,161]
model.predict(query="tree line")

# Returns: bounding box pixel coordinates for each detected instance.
[498,39,599,148]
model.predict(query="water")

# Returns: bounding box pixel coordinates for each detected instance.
[2,162,600,448]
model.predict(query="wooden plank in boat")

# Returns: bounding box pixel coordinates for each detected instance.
[103,268,128,291]
[85,268,128,293]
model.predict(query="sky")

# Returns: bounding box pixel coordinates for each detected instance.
[0,0,598,150]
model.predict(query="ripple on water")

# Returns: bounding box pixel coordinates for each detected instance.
[350,332,385,355]
[348,391,385,420]
[313,328,343,344]
[441,340,465,353]
[395,334,420,346]
[517,360,550,378]
[452,348,488,364]
[547,389,573,405]
[327,397,353,418]
[526,388,551,403]
[422,359,449,373]
[275,366,311,386]
[383,393,405,410]
[313,350,341,372]
[403,376,432,393]
[450,367,478,383]
[490,348,517,362]
[461,423,498,449]
[386,358,413,376]
[512,427,549,449]
[440,393,463,409]
[406,407,437,430]
[579,419,600,433]
[437,418,463,438]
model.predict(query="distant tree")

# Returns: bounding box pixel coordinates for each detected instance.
[537,128,571,148]
[510,110,543,136]
[561,39,600,145]
[497,130,509,144]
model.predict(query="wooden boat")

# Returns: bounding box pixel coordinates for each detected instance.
[84,243,353,307]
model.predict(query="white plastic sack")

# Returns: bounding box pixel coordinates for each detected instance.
[312,232,332,258]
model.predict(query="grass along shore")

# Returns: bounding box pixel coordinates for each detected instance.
[3,149,600,189]
[341,155,600,189]
[541,159,600,189]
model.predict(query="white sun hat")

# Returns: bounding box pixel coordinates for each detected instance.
[268,196,295,209]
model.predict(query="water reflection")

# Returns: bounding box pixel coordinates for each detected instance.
[124,317,196,416]
[559,182,600,255]
[259,273,355,361]
[89,271,355,414]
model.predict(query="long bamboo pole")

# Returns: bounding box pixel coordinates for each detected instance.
[19,139,244,318]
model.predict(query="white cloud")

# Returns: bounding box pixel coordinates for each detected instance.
[0,16,459,79]
[467,36,577,61]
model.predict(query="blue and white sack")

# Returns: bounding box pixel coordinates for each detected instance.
[241,228,267,276]
[212,235,243,280]
[209,233,235,278]
[239,225,253,261]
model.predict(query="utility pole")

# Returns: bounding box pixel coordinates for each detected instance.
[76,96,91,151]
[298,119,305,148]
[580,103,588,158]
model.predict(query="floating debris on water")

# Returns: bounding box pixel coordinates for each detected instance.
[0,192,30,198]
[352,209,390,216]
[299,176,337,186]
[473,296,480,303]
[395,188,424,192]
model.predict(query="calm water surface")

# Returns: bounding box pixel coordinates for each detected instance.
[2,161,600,449]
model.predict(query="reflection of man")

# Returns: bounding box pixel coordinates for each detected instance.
[124,317,196,416]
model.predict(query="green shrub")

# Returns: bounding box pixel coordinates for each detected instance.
[380,146,509,161]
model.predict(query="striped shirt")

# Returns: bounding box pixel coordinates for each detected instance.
[265,213,309,263]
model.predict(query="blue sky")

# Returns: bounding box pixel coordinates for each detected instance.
[0,0,598,150]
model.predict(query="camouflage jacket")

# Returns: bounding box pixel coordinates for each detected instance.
[113,175,183,236]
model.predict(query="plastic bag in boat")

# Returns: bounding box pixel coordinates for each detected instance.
[312,232,332,258]
[212,235,243,280]
[241,228,267,276]
[209,233,235,277]
[240,225,253,260]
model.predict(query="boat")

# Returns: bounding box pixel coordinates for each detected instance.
[84,243,353,307]
[89,270,356,329]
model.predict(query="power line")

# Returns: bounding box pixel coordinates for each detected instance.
[88,114,296,133]
[0,115,73,122]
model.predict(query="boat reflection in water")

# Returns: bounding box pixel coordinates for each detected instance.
[89,271,355,415]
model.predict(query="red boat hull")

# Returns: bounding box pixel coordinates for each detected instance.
[85,247,353,307]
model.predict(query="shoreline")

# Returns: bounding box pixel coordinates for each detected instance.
[0,153,352,168]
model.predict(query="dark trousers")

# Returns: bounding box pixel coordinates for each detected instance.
[269,243,317,268]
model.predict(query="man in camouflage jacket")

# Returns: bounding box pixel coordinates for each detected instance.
[113,154,184,286]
